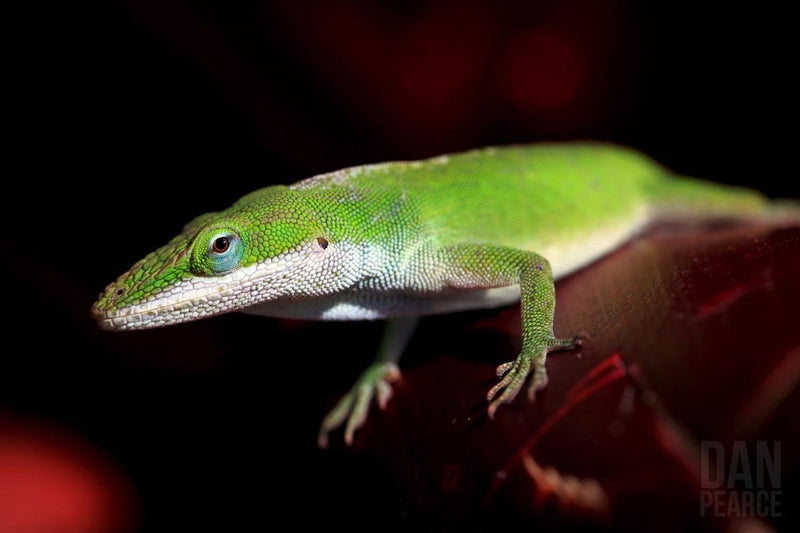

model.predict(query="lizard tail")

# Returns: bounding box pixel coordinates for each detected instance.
[646,174,799,224]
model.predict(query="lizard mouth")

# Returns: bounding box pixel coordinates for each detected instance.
[91,275,249,331]
[91,258,296,331]
[91,298,202,331]
[91,303,119,331]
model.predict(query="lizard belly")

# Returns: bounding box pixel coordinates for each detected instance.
[538,206,649,279]
[242,286,522,321]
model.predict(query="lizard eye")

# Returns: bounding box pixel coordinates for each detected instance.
[204,231,243,274]
[212,236,230,254]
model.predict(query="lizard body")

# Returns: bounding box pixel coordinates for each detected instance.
[92,143,783,445]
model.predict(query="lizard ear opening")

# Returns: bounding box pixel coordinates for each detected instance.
[316,237,329,250]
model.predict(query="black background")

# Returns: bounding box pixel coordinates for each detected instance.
[4,1,796,530]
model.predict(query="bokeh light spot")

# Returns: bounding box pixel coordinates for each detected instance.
[0,418,135,533]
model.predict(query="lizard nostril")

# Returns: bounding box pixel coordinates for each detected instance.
[115,289,124,297]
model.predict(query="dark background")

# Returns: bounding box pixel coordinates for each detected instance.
[3,1,796,531]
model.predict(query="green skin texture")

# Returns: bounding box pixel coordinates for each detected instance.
[92,143,772,446]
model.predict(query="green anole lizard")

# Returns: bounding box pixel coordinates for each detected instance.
[91,143,796,447]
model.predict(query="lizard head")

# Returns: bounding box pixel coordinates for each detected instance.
[92,186,348,331]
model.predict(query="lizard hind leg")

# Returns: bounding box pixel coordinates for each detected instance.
[317,317,418,448]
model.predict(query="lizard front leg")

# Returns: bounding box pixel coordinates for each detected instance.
[318,317,418,448]
[442,244,582,418]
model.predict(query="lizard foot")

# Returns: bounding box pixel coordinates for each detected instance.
[487,334,584,419]
[317,362,401,448]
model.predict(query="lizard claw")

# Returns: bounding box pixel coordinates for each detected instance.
[317,362,400,448]
[487,351,540,419]
[495,361,514,377]
[527,366,549,401]
[487,333,582,418]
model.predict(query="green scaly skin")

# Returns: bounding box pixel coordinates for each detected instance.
[92,143,781,446]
